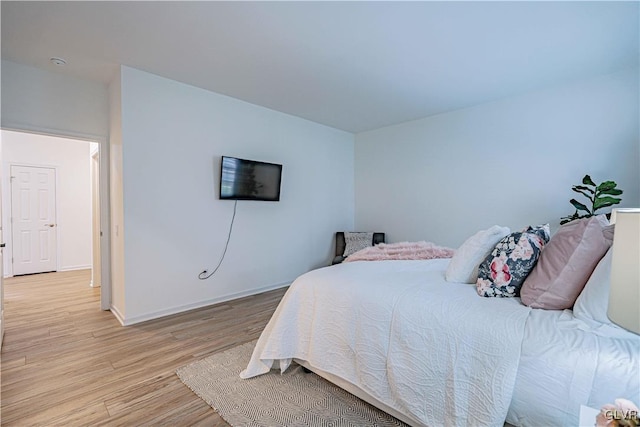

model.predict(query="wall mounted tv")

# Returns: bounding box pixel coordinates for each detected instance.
[219,156,282,201]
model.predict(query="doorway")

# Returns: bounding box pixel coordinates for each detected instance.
[1,129,107,308]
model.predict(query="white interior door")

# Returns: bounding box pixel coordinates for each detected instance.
[1,169,4,347]
[11,165,57,275]
[91,152,101,287]
[1,238,4,348]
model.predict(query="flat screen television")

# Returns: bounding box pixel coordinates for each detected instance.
[219,156,282,201]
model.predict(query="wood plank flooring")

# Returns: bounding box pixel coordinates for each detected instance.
[0,270,287,426]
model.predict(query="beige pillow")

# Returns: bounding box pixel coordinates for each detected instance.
[521,216,613,310]
[343,232,374,257]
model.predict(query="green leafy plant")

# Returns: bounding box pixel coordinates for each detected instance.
[560,175,623,225]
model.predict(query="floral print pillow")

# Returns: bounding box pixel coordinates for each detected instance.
[476,224,550,298]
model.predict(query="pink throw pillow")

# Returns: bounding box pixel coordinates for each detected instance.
[521,216,613,310]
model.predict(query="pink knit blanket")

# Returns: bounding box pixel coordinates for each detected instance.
[344,241,455,262]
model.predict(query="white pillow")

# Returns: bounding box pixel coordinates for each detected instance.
[573,248,614,326]
[445,225,511,284]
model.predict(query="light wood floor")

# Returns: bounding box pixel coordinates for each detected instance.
[0,269,287,426]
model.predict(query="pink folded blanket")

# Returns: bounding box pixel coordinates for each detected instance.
[344,241,455,262]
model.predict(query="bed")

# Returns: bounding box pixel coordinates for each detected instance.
[241,238,640,426]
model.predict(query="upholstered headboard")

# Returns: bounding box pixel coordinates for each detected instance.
[333,232,385,265]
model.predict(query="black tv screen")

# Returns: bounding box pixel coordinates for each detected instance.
[220,156,282,201]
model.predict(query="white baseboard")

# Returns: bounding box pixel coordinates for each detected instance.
[3,265,91,278]
[115,281,291,326]
[59,265,92,272]
[110,304,126,326]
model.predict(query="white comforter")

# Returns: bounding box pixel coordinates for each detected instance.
[241,259,532,427]
[507,309,640,426]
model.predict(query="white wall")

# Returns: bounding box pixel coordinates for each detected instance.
[355,67,640,248]
[1,130,93,276]
[113,66,354,324]
[1,60,109,138]
[109,70,126,318]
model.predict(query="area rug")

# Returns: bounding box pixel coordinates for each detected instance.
[176,340,407,426]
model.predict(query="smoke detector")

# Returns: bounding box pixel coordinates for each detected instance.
[50,57,67,66]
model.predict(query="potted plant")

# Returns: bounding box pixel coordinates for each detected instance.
[560,175,623,225]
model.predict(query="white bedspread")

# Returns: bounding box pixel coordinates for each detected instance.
[507,309,640,426]
[241,259,532,427]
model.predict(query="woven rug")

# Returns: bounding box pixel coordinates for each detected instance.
[176,340,407,426]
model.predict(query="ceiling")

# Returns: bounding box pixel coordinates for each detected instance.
[2,1,638,133]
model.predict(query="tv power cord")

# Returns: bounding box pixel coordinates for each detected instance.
[198,200,237,280]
